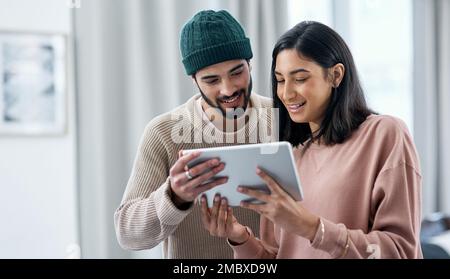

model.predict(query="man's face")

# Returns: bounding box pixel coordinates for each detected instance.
[194,59,252,118]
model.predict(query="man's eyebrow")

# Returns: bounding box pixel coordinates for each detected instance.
[201,74,219,80]
[274,68,310,75]
[200,63,245,80]
[228,63,244,73]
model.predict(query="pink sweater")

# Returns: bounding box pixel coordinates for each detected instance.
[232,115,423,258]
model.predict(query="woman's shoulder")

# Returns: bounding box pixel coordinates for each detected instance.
[356,114,419,170]
[342,114,415,159]
[294,114,413,155]
[359,114,411,139]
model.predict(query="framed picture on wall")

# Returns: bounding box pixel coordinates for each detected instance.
[0,31,66,135]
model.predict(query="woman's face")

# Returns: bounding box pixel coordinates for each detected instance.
[275,49,334,132]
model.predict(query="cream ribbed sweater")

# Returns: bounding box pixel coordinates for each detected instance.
[114,93,273,258]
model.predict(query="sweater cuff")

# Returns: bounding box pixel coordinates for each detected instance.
[153,178,194,226]
[310,218,349,258]
[228,227,262,258]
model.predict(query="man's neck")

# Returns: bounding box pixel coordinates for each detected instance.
[201,100,252,132]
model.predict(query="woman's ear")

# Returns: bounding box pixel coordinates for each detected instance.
[332,63,345,88]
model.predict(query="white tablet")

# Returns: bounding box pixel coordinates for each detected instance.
[183,141,303,206]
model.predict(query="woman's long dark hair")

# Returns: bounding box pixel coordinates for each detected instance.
[272,21,373,147]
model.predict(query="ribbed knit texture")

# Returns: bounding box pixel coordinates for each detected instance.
[114,93,273,258]
[180,10,253,75]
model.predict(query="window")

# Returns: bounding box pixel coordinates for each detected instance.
[288,0,413,132]
[288,0,333,27]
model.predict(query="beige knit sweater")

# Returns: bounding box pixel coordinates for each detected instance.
[114,93,273,258]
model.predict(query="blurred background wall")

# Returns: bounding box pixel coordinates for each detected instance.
[0,0,79,258]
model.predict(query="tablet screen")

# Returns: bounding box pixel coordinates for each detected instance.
[183,142,303,206]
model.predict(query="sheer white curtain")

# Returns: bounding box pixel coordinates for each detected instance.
[73,0,288,258]
[413,0,450,216]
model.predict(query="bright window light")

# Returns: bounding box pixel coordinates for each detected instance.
[287,0,413,133]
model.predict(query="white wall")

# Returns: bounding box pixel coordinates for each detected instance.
[0,0,79,258]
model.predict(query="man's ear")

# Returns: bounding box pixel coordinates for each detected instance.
[246,59,252,72]
[192,75,197,85]
[332,63,345,88]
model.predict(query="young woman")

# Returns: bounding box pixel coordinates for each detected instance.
[200,21,422,258]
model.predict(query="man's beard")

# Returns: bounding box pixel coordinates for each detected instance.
[198,78,253,119]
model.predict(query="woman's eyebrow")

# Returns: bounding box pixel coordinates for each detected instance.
[275,68,309,75]
[289,68,309,75]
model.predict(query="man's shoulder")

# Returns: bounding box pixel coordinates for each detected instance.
[144,101,193,138]
[251,93,273,109]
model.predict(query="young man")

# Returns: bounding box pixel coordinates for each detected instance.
[114,10,274,258]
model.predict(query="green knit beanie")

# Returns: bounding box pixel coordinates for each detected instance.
[180,10,253,75]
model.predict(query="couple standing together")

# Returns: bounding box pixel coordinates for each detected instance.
[114,10,422,259]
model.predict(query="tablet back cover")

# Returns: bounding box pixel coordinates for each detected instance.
[185,142,303,206]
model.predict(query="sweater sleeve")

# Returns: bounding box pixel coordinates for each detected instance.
[310,163,422,258]
[114,123,193,250]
